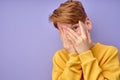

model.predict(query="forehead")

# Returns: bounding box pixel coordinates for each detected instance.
[57,22,78,28]
[57,22,71,27]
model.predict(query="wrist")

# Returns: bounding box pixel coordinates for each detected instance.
[77,48,90,54]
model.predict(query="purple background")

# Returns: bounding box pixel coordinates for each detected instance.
[0,0,120,80]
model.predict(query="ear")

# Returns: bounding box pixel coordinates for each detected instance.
[85,17,92,31]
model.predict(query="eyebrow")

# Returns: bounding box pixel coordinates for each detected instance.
[71,24,79,27]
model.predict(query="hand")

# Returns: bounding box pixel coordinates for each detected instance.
[64,21,93,54]
[58,24,76,53]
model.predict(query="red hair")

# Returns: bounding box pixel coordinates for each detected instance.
[49,0,87,28]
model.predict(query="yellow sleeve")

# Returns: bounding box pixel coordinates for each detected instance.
[79,47,120,80]
[52,51,83,80]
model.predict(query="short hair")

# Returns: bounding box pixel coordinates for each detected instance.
[49,0,87,28]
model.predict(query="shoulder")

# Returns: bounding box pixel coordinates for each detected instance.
[91,42,119,64]
[92,42,119,57]
[97,42,118,52]
[92,42,118,52]
[91,43,118,59]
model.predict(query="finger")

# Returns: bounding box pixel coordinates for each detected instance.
[58,23,65,34]
[66,34,76,44]
[62,31,73,49]
[66,38,77,52]
[60,28,72,45]
[59,27,63,37]
[59,27,66,43]
[86,30,92,43]
[59,25,70,42]
[57,24,72,49]
[58,27,62,34]
[62,28,70,44]
[59,27,65,38]
[79,21,86,38]
[66,27,79,39]
[58,23,63,35]
[65,28,78,42]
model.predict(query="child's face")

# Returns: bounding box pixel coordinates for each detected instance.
[57,21,88,36]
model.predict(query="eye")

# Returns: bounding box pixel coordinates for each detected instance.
[72,26,79,31]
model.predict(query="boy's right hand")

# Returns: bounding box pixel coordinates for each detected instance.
[58,23,76,53]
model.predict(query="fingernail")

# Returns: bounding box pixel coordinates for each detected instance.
[66,35,69,38]
[63,27,67,29]
[62,28,65,32]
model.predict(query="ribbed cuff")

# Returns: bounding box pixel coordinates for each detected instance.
[79,50,95,64]
[68,53,79,62]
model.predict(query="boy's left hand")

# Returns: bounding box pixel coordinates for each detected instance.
[64,21,93,54]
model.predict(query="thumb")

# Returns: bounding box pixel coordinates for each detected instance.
[86,30,92,43]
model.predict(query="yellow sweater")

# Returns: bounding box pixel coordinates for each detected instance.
[52,43,120,80]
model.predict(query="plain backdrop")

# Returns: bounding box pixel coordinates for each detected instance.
[0,0,120,80]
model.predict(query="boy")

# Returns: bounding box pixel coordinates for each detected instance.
[49,0,120,80]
